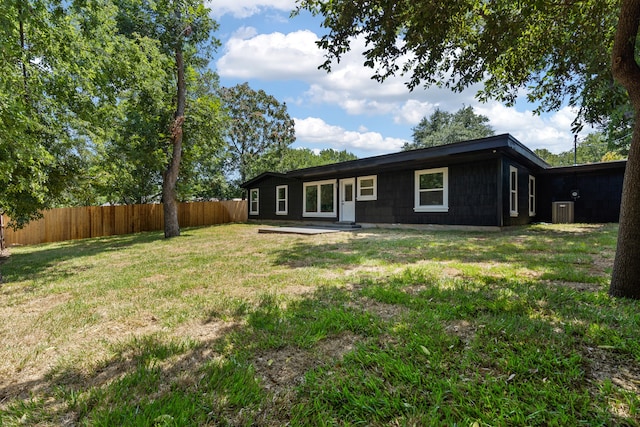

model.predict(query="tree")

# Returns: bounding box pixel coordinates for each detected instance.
[278,148,358,171]
[296,0,640,299]
[219,82,296,189]
[90,69,226,205]
[403,106,494,150]
[609,0,640,298]
[113,0,218,237]
[0,1,98,227]
[604,104,634,155]
[534,133,618,167]
[61,0,170,208]
[176,71,228,201]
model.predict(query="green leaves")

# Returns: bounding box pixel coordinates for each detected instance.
[297,0,624,127]
[0,0,223,223]
[0,0,91,226]
[219,82,296,185]
[403,106,494,150]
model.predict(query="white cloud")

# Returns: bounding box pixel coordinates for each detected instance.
[209,0,295,19]
[294,117,407,155]
[229,26,258,40]
[217,29,479,118]
[393,100,435,125]
[217,27,593,155]
[475,103,596,154]
[217,29,324,80]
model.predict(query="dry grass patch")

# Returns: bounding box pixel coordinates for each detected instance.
[0,223,638,426]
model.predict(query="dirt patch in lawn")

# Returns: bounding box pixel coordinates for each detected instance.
[582,345,640,419]
[349,297,408,321]
[172,318,244,343]
[254,331,360,395]
[252,332,362,425]
[546,280,603,292]
[445,319,479,348]
[583,346,640,394]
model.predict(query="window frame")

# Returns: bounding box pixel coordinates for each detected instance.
[249,188,259,215]
[509,166,518,217]
[414,167,449,213]
[357,175,377,201]
[275,185,288,215]
[303,179,337,218]
[528,175,536,217]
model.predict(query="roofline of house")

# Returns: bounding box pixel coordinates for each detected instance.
[288,134,548,176]
[240,133,550,188]
[541,159,627,174]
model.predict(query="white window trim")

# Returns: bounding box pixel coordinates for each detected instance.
[249,188,259,215]
[303,179,337,218]
[509,166,518,217]
[356,175,377,201]
[528,175,536,217]
[275,185,288,215]
[414,167,449,213]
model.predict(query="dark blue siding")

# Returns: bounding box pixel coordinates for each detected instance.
[538,164,625,223]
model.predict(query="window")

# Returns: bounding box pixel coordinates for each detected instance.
[528,175,536,216]
[509,166,518,217]
[249,188,259,215]
[414,168,449,212]
[303,180,337,217]
[276,185,288,215]
[357,175,377,201]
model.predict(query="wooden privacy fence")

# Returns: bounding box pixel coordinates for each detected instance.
[1,200,247,247]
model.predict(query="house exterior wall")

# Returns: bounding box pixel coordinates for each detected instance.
[537,164,625,223]
[242,135,625,227]
[248,158,508,226]
[501,159,539,226]
[355,160,500,226]
[247,176,303,221]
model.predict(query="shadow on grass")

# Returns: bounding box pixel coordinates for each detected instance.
[0,224,233,285]
[1,266,638,426]
[0,232,164,283]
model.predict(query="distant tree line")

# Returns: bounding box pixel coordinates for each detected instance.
[534,134,627,167]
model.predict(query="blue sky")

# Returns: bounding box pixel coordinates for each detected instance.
[210,0,594,158]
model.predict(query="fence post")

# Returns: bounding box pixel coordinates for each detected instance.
[0,214,5,252]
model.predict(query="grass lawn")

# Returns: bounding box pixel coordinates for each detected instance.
[0,223,639,426]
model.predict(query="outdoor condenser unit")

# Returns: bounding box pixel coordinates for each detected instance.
[552,201,574,224]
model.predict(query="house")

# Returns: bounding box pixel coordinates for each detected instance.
[241,134,626,228]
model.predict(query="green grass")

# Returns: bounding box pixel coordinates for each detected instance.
[0,223,639,426]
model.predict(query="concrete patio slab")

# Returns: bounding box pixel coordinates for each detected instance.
[258,227,344,235]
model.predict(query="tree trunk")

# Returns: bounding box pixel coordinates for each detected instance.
[162,48,186,238]
[609,0,640,298]
[18,6,29,103]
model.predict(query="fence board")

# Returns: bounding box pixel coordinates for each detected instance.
[2,201,247,246]
[0,215,4,251]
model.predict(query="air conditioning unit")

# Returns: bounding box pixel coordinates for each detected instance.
[552,201,574,224]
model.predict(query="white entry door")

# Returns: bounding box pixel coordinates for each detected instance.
[339,178,356,222]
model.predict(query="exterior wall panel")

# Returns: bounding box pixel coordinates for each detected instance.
[501,159,537,226]
[538,164,625,223]
[355,160,500,226]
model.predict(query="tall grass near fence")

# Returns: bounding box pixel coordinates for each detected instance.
[1,200,247,246]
